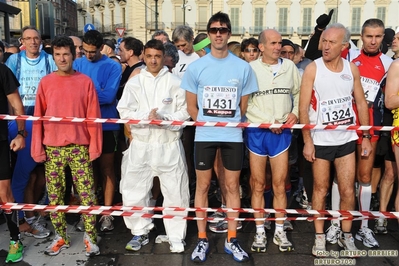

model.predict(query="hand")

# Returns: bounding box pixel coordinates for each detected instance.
[303,142,316,162]
[10,135,25,152]
[361,138,372,157]
[285,113,298,125]
[148,108,160,120]
[270,120,283,134]
[316,9,334,29]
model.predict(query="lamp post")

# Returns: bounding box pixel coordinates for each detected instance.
[155,0,159,30]
[182,1,191,25]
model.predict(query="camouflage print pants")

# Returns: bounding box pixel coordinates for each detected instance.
[45,144,97,243]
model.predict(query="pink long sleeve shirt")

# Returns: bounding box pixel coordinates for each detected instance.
[31,71,102,162]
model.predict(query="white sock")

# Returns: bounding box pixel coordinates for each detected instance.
[331,181,340,226]
[275,223,284,233]
[358,182,372,228]
[256,224,265,234]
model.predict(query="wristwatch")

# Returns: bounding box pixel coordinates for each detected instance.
[362,134,372,140]
[17,130,27,138]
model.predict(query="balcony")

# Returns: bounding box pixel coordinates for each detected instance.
[146,22,165,31]
[171,22,188,30]
[94,0,105,6]
[274,26,294,35]
[195,22,207,31]
[76,3,87,12]
[249,26,265,35]
[231,26,245,35]
[297,26,313,35]
[348,26,361,35]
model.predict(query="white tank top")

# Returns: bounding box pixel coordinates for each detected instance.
[309,58,358,146]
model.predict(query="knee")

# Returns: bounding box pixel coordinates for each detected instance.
[339,186,354,200]
[250,176,265,194]
[357,170,370,184]
[382,170,395,185]
[224,181,239,194]
[313,185,329,198]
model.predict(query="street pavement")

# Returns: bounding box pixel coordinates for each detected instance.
[1,201,399,266]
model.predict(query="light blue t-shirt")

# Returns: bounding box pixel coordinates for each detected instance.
[6,50,57,115]
[181,53,258,142]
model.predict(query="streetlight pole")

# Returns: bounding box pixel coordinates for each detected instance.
[183,0,185,25]
[155,0,158,30]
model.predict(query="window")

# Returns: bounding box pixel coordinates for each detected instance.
[376,7,386,24]
[279,8,288,28]
[328,8,338,24]
[302,8,312,28]
[230,7,239,33]
[351,7,361,33]
[254,7,264,32]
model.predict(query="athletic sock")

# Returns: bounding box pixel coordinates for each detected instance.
[275,223,284,234]
[331,181,340,226]
[256,224,265,234]
[358,182,372,228]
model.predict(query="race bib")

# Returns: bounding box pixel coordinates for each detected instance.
[22,94,36,107]
[321,96,355,125]
[202,86,237,117]
[360,77,380,103]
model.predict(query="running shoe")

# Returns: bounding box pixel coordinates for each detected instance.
[208,210,226,224]
[5,240,23,263]
[338,233,359,254]
[25,220,51,239]
[374,218,387,234]
[251,232,267,253]
[224,238,250,262]
[209,220,242,233]
[99,215,114,232]
[312,234,326,257]
[326,222,341,244]
[45,234,70,256]
[191,238,209,262]
[125,234,149,251]
[75,216,85,232]
[273,230,294,252]
[83,232,100,257]
[355,227,379,248]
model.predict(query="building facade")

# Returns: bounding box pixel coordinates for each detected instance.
[8,0,78,44]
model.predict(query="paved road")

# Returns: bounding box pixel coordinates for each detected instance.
[1,204,399,266]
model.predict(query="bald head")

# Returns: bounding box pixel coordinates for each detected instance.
[259,29,280,44]
[69,36,83,58]
[259,29,282,64]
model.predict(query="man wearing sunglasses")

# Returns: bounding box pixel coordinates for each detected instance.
[181,11,258,263]
[240,37,260,63]
[245,29,301,254]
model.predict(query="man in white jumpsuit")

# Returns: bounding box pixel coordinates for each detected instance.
[117,39,190,253]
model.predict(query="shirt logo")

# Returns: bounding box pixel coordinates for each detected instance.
[162,98,173,105]
[340,74,352,81]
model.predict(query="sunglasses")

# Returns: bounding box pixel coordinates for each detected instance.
[244,48,259,53]
[208,27,230,34]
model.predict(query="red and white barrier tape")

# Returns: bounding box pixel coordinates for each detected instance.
[1,114,398,131]
[1,203,398,221]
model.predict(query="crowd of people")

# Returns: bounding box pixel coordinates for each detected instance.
[0,9,399,264]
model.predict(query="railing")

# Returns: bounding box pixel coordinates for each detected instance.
[171,22,188,29]
[146,22,165,30]
[195,22,207,31]
[273,26,294,35]
[248,26,265,35]
[297,26,313,35]
[231,26,245,35]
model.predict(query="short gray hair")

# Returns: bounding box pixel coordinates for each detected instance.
[172,25,194,43]
[326,23,351,44]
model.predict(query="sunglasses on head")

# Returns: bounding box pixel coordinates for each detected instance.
[208,27,230,34]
